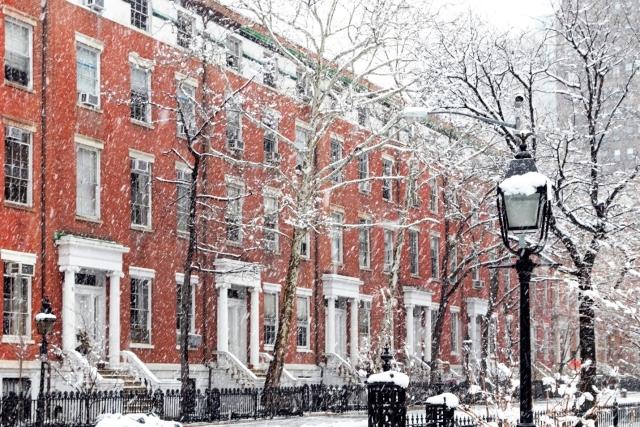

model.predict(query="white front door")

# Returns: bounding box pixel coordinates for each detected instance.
[227,294,248,364]
[335,308,347,358]
[74,271,106,358]
[413,309,424,358]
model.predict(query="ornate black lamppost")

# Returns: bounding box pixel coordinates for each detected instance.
[35,298,56,427]
[497,140,551,427]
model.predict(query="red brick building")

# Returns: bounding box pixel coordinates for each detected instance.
[0,0,561,395]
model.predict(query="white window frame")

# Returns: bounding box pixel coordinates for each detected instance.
[300,230,311,260]
[175,273,198,338]
[75,35,103,109]
[263,191,279,253]
[226,35,242,71]
[176,81,196,138]
[176,163,192,234]
[129,0,150,32]
[329,137,343,183]
[358,299,372,351]
[129,267,154,347]
[382,157,394,201]
[226,100,244,151]
[430,235,440,279]
[295,123,310,170]
[358,152,370,193]
[263,110,279,158]
[295,291,311,350]
[383,228,394,272]
[263,283,280,350]
[1,250,35,342]
[75,139,102,220]
[130,63,152,124]
[450,308,460,355]
[429,177,438,213]
[225,178,244,244]
[330,211,344,265]
[4,17,33,90]
[176,10,195,49]
[359,218,371,269]
[263,50,278,88]
[130,150,154,229]
[409,229,420,276]
[3,126,33,206]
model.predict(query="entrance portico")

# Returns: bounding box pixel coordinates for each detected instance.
[322,274,363,364]
[214,259,261,368]
[403,287,433,361]
[56,235,129,366]
[466,297,488,359]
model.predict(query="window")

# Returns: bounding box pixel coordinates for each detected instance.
[264,292,278,347]
[358,300,371,350]
[383,229,394,271]
[226,102,243,151]
[263,113,279,161]
[4,127,32,206]
[130,277,151,344]
[627,147,635,160]
[130,66,151,123]
[176,275,196,336]
[131,157,152,228]
[76,145,100,219]
[430,308,438,335]
[409,230,419,276]
[408,176,419,208]
[358,152,370,192]
[176,11,194,49]
[3,261,33,337]
[226,36,242,71]
[127,0,149,31]
[296,67,310,98]
[330,212,344,265]
[450,310,460,354]
[2,377,31,395]
[176,83,195,137]
[472,255,481,287]
[4,18,32,88]
[430,236,440,279]
[382,158,393,201]
[357,106,368,126]
[226,183,243,242]
[359,219,371,269]
[263,51,278,88]
[429,178,438,212]
[76,43,100,107]
[264,194,279,252]
[614,149,621,162]
[300,231,310,259]
[295,125,310,170]
[296,296,309,348]
[176,167,191,233]
[330,138,343,183]
[449,246,458,283]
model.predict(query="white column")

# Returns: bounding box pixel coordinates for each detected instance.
[349,298,359,365]
[326,296,336,354]
[61,266,79,352]
[405,304,414,358]
[424,307,432,361]
[249,287,260,367]
[217,284,229,352]
[108,271,123,367]
[469,313,478,357]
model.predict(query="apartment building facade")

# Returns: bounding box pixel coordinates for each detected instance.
[0,0,561,395]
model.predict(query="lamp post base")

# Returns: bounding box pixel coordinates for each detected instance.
[517,422,535,427]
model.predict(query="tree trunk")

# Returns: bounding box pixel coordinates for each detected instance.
[578,272,597,410]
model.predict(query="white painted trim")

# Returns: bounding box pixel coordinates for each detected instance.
[1,336,34,345]
[465,297,488,316]
[214,258,260,290]
[295,287,312,297]
[129,343,155,350]
[2,118,36,133]
[56,235,129,272]
[128,52,155,70]
[263,283,281,293]
[322,274,362,300]
[403,287,432,307]
[129,266,156,279]
[75,134,104,150]
[175,272,199,285]
[129,149,155,163]
[359,294,373,303]
[175,161,192,172]
[75,32,104,52]
[0,249,37,265]
[2,6,38,27]
[174,72,199,87]
[224,174,245,187]
[450,306,460,313]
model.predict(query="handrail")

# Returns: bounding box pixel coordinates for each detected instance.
[65,350,123,389]
[121,350,180,390]
[216,351,258,386]
[259,352,298,384]
[327,352,360,382]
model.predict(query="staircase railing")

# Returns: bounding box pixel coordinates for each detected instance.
[326,352,361,383]
[259,352,299,385]
[215,350,258,388]
[120,350,181,390]
[65,350,120,390]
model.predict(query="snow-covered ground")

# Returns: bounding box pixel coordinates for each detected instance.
[186,392,640,427]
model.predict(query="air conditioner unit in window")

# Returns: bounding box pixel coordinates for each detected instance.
[7,127,25,140]
[132,159,150,173]
[85,0,104,12]
[228,135,244,152]
[78,92,99,107]
[472,280,484,289]
[265,151,281,164]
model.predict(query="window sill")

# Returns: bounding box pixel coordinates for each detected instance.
[2,335,34,344]
[226,239,244,247]
[264,345,275,351]
[359,266,372,271]
[5,80,34,93]
[131,224,153,233]
[177,230,189,240]
[175,345,199,352]
[76,215,102,224]
[296,348,312,353]
[358,188,371,195]
[77,103,103,114]
[131,118,154,129]
[130,343,155,349]
[411,274,421,279]
[4,201,34,212]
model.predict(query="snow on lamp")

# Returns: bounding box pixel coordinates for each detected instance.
[35,299,56,336]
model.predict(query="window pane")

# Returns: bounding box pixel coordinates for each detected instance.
[3,262,31,336]
[131,159,152,227]
[76,147,98,217]
[4,127,31,205]
[4,20,31,86]
[130,278,151,344]
[77,45,98,96]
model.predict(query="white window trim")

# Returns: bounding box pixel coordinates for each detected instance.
[130,150,154,230]
[300,230,311,260]
[4,16,34,90]
[3,126,33,206]
[263,286,279,350]
[75,142,101,220]
[129,63,153,124]
[430,234,440,279]
[409,228,420,276]
[75,34,103,109]
[2,6,38,27]
[129,267,154,346]
[295,293,311,351]
[450,307,461,356]
[225,178,245,244]
[1,252,35,342]
[330,211,344,266]
[176,81,196,138]
[359,217,372,269]
[382,156,394,201]
[175,273,198,335]
[0,250,37,265]
[383,228,394,272]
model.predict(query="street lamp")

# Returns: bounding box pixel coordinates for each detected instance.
[402,100,552,427]
[35,298,56,427]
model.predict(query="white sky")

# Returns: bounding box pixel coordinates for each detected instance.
[429,0,556,30]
